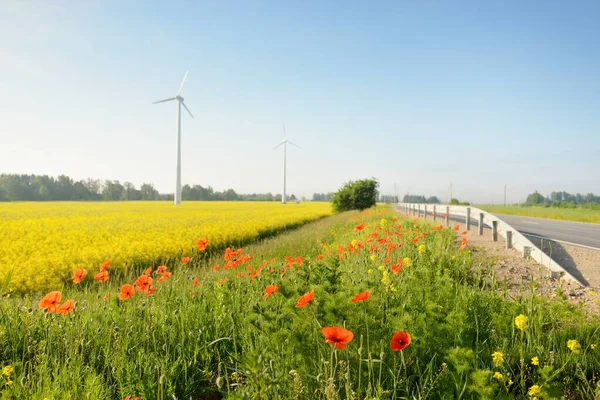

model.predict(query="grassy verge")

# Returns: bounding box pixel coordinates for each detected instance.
[478,205,600,224]
[0,207,598,399]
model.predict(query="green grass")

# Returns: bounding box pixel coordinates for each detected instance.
[478,205,600,224]
[0,207,598,399]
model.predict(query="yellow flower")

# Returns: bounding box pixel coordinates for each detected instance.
[514,314,528,332]
[589,290,595,296]
[351,239,358,248]
[507,379,513,386]
[418,244,427,254]
[2,366,13,376]
[528,384,542,397]
[531,356,539,366]
[491,351,504,366]
[591,344,596,350]
[369,254,377,262]
[5,379,13,386]
[378,265,385,271]
[493,372,503,380]
[389,284,396,292]
[380,218,388,229]
[367,269,373,274]
[403,257,412,267]
[381,271,391,286]
[567,339,581,354]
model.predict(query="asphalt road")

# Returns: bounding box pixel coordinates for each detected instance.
[490,214,600,250]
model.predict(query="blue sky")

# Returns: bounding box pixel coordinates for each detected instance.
[1,1,599,203]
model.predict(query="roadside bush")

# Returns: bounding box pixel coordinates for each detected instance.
[332,178,379,212]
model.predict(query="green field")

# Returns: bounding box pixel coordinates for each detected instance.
[0,207,598,399]
[478,205,600,224]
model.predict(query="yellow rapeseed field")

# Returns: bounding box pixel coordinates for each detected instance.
[0,201,332,293]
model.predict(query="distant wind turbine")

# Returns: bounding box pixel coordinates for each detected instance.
[152,71,194,205]
[273,125,299,204]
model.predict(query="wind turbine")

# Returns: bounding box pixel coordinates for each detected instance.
[152,71,194,205]
[273,125,299,204]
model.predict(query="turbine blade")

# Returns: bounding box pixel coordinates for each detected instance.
[287,141,300,148]
[182,101,194,119]
[177,70,189,96]
[273,141,285,150]
[152,97,177,104]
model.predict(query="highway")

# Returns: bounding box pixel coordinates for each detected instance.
[491,214,600,250]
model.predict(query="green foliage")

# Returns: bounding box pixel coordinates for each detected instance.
[331,178,379,212]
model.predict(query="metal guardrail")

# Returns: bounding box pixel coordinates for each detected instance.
[397,202,585,287]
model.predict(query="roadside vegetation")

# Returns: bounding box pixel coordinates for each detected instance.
[1,206,598,399]
[478,205,600,224]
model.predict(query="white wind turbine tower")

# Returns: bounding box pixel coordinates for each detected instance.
[152,71,194,205]
[273,125,299,204]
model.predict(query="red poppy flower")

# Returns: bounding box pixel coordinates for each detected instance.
[100,260,111,272]
[144,267,153,276]
[322,326,354,349]
[157,265,167,274]
[354,223,365,232]
[212,264,220,272]
[39,290,62,312]
[192,278,200,286]
[264,284,279,298]
[72,268,88,284]
[196,238,209,251]
[296,291,314,308]
[391,261,403,275]
[316,254,324,261]
[182,257,191,265]
[158,272,172,283]
[351,291,371,303]
[56,299,75,315]
[145,285,156,295]
[455,224,460,232]
[390,331,411,351]
[103,293,111,301]
[135,274,153,292]
[119,284,135,300]
[94,270,109,282]
[461,230,467,235]
[443,213,448,218]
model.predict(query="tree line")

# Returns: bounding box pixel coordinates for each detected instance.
[525,190,600,208]
[0,174,296,202]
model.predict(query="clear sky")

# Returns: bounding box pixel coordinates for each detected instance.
[1,1,599,203]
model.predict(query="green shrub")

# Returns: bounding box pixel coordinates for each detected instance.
[331,178,379,212]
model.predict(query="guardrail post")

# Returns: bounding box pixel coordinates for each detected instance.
[445,206,449,227]
[417,204,421,218]
[466,207,471,231]
[424,205,428,220]
[478,213,484,235]
[506,231,513,249]
[492,221,498,241]
[523,246,532,258]
[433,205,437,222]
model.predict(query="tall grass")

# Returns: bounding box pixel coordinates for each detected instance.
[0,208,598,399]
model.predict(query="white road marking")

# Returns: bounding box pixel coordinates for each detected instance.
[520,221,539,225]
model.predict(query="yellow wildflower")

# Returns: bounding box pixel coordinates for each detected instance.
[507,379,513,386]
[492,351,504,366]
[493,372,503,380]
[381,271,391,287]
[418,244,427,254]
[514,314,528,332]
[367,269,373,274]
[351,239,358,248]
[403,257,412,267]
[528,384,542,398]
[589,290,595,296]
[591,344,596,350]
[378,265,385,271]
[2,366,13,376]
[531,356,539,366]
[567,339,581,354]
[380,218,388,229]
[370,254,377,262]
